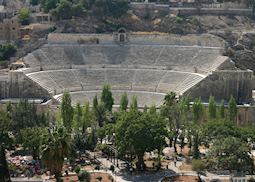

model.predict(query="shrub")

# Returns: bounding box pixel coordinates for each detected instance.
[189,16,198,25]
[74,165,81,174]
[175,16,183,24]
[109,165,115,172]
[78,170,90,182]
[191,159,205,172]
[19,8,30,25]
[95,165,100,170]
[248,178,255,182]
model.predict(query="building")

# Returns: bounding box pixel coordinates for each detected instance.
[0,16,20,42]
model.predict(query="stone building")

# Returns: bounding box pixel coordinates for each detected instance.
[0,16,20,42]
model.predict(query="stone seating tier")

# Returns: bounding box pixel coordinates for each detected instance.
[23,44,223,74]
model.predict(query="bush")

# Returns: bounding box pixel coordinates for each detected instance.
[95,165,100,170]
[175,16,183,24]
[109,165,114,172]
[30,0,39,6]
[189,16,198,25]
[19,8,30,25]
[191,159,205,172]
[78,170,90,182]
[74,165,81,174]
[248,178,255,182]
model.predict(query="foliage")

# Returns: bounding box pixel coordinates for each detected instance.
[93,0,129,18]
[19,8,30,25]
[101,84,114,112]
[78,170,90,182]
[110,165,114,172]
[208,95,216,120]
[0,145,11,182]
[130,96,138,111]
[11,100,48,135]
[218,100,225,119]
[115,110,167,170]
[61,91,74,131]
[228,96,237,122]
[191,159,205,172]
[74,165,81,174]
[30,0,39,6]
[119,92,128,111]
[207,137,253,173]
[175,16,184,24]
[93,95,107,127]
[52,0,74,19]
[20,127,47,159]
[0,43,16,61]
[41,127,70,179]
[192,98,204,122]
[73,103,83,130]
[0,111,12,148]
[40,0,59,12]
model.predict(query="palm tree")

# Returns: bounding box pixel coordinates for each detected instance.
[41,127,70,181]
[161,92,180,153]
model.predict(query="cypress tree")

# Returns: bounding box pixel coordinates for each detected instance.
[218,100,225,119]
[101,84,114,112]
[61,91,74,131]
[0,145,11,182]
[119,92,128,111]
[228,96,237,122]
[208,95,216,120]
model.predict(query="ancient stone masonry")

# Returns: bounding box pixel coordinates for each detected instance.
[184,70,253,104]
[8,70,51,100]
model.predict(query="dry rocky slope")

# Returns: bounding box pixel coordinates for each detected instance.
[55,13,255,72]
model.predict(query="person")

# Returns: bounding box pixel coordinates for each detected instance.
[174,157,177,167]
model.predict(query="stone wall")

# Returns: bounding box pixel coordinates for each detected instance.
[7,70,51,99]
[184,70,253,104]
[130,2,253,17]
[171,7,253,17]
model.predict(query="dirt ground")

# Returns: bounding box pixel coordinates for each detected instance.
[162,175,200,182]
[90,172,114,182]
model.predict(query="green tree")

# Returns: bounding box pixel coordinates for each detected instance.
[228,96,237,122]
[93,95,107,127]
[73,103,83,130]
[0,112,12,148]
[207,137,253,173]
[115,111,167,171]
[19,8,30,25]
[61,91,74,131]
[52,0,73,19]
[208,95,216,120]
[160,92,180,153]
[193,98,204,122]
[0,43,16,61]
[41,0,59,12]
[101,84,114,112]
[130,96,138,111]
[93,0,129,18]
[80,102,93,133]
[20,127,47,159]
[218,100,225,119]
[119,92,128,111]
[11,100,47,135]
[41,127,70,181]
[0,145,11,182]
[30,0,39,5]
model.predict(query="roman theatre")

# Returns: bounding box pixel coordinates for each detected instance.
[0,29,253,112]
